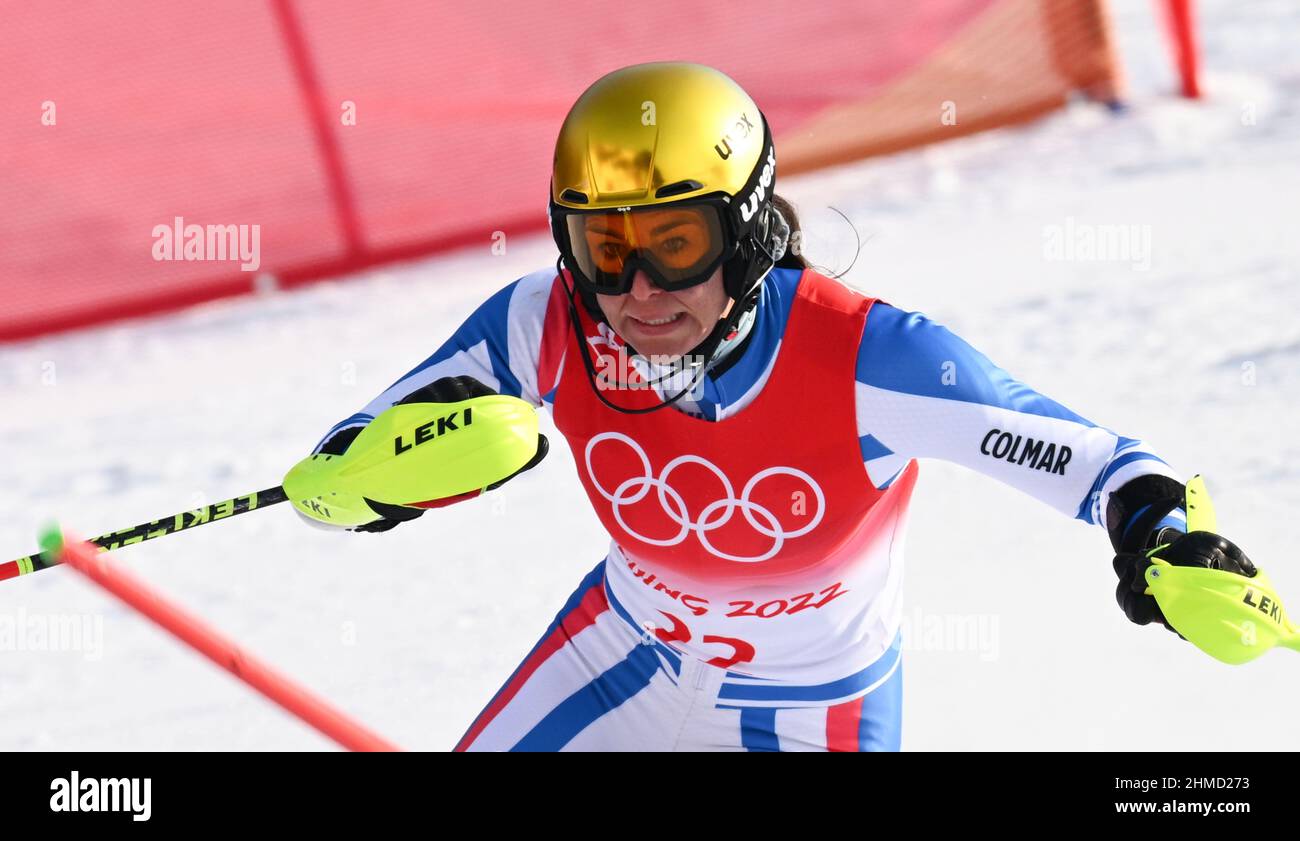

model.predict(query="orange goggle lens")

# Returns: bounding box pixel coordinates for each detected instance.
[565,205,726,292]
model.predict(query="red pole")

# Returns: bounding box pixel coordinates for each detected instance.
[47,530,400,752]
[269,0,366,255]
[1164,0,1202,99]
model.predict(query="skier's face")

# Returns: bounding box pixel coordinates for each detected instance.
[596,267,731,359]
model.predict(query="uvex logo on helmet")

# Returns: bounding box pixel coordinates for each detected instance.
[713,113,757,160]
[739,146,776,224]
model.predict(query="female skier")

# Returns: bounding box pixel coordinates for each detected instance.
[296,62,1256,751]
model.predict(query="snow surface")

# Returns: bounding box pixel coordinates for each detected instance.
[1,0,1297,750]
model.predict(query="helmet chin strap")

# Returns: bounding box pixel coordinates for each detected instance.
[559,256,760,415]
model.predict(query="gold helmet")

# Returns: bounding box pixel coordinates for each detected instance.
[549,62,786,305]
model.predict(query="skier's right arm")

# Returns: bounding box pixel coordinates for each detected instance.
[297,268,562,531]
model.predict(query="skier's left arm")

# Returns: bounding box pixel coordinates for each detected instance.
[854,303,1256,633]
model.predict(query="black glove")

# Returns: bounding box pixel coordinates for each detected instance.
[1113,528,1257,635]
[342,375,548,533]
[1106,474,1256,636]
[352,499,428,533]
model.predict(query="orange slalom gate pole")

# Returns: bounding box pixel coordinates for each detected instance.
[40,527,400,752]
[1164,0,1202,99]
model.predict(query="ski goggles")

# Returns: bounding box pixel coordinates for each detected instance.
[553,199,732,295]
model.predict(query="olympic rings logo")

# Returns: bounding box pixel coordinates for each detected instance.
[584,432,825,563]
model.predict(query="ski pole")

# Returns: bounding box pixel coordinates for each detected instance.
[3,394,542,583]
[1,487,287,581]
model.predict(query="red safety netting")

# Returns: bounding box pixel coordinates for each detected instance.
[0,0,1121,342]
